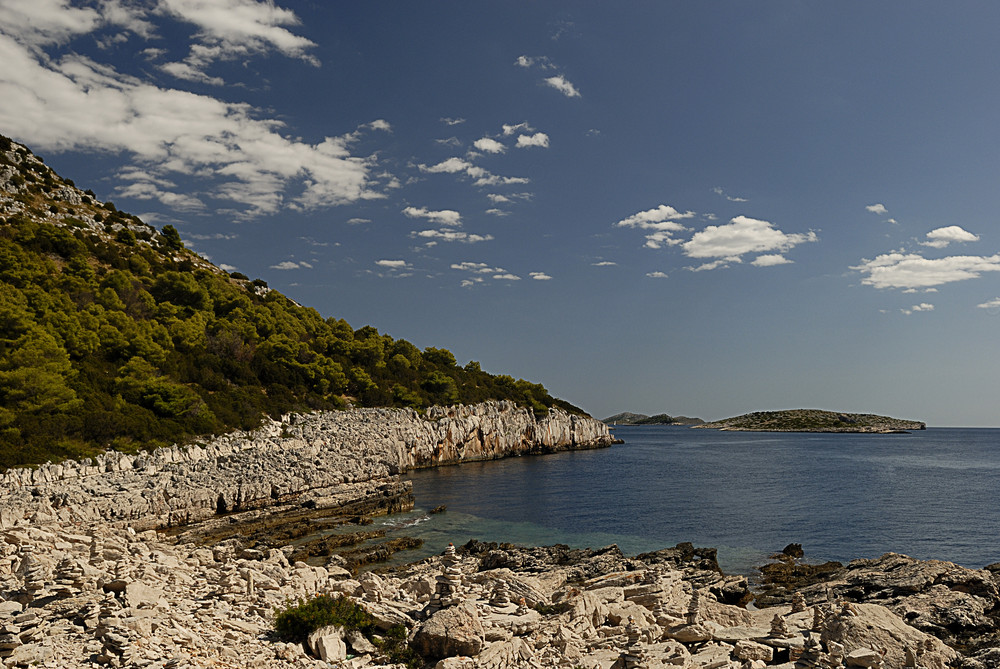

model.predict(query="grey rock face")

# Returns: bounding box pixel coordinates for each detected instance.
[0,402,613,531]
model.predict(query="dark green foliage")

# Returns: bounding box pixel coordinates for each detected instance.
[160,224,183,251]
[274,594,377,644]
[273,595,421,668]
[0,140,586,469]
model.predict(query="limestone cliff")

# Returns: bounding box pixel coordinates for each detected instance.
[0,401,613,530]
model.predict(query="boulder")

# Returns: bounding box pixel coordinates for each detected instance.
[307,625,347,663]
[411,603,485,661]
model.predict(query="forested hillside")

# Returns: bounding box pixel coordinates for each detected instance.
[0,135,582,469]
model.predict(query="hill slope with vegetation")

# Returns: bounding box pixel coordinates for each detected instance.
[0,134,583,469]
[695,409,925,433]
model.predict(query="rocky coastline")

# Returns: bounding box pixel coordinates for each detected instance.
[1,402,998,668]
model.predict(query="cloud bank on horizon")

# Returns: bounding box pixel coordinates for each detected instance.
[2,1,1000,424]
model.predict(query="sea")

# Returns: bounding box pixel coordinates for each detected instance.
[366,425,1000,576]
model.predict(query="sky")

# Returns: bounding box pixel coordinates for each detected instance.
[2,1,1000,427]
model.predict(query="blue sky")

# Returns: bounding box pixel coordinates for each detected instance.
[3,1,1000,426]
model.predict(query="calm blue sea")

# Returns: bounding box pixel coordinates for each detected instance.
[372,426,1000,575]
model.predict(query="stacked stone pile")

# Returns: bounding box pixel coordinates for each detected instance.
[0,402,614,532]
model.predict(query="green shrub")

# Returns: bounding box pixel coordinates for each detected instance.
[273,594,378,644]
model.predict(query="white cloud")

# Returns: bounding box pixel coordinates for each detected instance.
[0,36,381,218]
[487,194,510,204]
[502,122,533,136]
[0,0,101,47]
[712,186,748,203]
[346,217,370,225]
[436,137,462,147]
[515,55,533,68]
[646,271,669,278]
[615,205,694,248]
[516,132,549,148]
[644,232,684,249]
[413,230,493,244]
[593,261,617,267]
[419,157,473,174]
[376,259,410,269]
[474,137,506,154]
[219,263,237,272]
[440,117,465,125]
[852,253,1000,290]
[485,208,509,217]
[402,206,462,226]
[921,225,980,249]
[615,205,695,230]
[156,0,319,82]
[752,254,792,267]
[977,298,1000,310]
[472,173,530,187]
[683,216,817,261]
[529,272,552,280]
[493,273,520,281]
[901,303,934,315]
[544,74,581,98]
[866,203,889,215]
[688,258,740,272]
[451,262,500,273]
[270,260,309,270]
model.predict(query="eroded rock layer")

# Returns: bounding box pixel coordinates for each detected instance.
[0,401,614,531]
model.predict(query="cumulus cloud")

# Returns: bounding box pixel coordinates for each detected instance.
[646,271,668,278]
[493,273,520,281]
[440,117,465,125]
[0,32,382,218]
[155,0,319,83]
[615,205,694,249]
[485,208,509,217]
[270,260,311,270]
[682,216,817,261]
[516,132,549,148]
[451,262,501,273]
[977,298,1000,310]
[752,254,792,267]
[529,272,552,280]
[402,206,461,226]
[688,259,740,272]
[901,303,934,315]
[419,157,473,174]
[0,0,101,47]
[413,230,493,244]
[502,122,533,136]
[376,259,410,269]
[922,225,980,249]
[593,261,617,267]
[852,253,1000,290]
[474,137,506,154]
[866,203,889,215]
[544,74,581,97]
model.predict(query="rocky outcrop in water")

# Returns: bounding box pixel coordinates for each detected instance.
[0,402,613,531]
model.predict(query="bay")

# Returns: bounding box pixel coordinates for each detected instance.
[372,425,1000,575]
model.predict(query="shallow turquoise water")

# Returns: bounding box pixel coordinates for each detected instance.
[375,426,1000,575]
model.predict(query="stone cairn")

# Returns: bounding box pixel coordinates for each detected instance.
[14,544,46,604]
[53,556,87,598]
[769,613,792,639]
[685,588,701,626]
[791,591,807,613]
[490,578,512,608]
[795,633,823,669]
[427,543,463,614]
[613,616,646,669]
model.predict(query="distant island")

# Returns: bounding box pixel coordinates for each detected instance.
[603,412,705,426]
[694,409,926,433]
